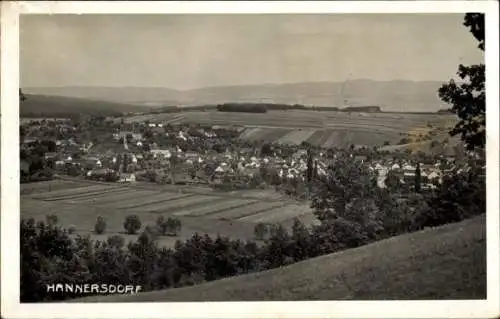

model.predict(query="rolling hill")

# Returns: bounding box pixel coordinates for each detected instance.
[20,94,152,117]
[77,215,486,302]
[25,80,450,112]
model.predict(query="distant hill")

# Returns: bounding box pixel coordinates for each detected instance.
[25,80,450,113]
[77,215,485,302]
[20,94,152,118]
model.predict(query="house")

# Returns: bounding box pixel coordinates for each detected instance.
[115,131,143,142]
[87,168,115,178]
[354,155,367,163]
[293,149,308,159]
[151,149,172,159]
[119,173,136,183]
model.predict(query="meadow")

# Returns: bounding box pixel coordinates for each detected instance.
[20,179,316,247]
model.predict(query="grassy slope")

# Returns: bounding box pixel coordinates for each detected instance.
[78,215,486,302]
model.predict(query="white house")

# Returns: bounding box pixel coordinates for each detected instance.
[151,149,172,159]
[119,173,136,183]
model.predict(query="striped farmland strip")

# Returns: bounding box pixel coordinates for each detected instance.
[305,130,325,145]
[72,189,156,205]
[112,193,195,209]
[40,186,129,202]
[308,130,334,146]
[132,195,213,213]
[165,114,185,125]
[243,128,271,141]
[243,204,311,224]
[261,128,292,142]
[239,127,261,140]
[172,198,258,217]
[207,201,285,220]
[275,129,316,145]
[30,184,112,200]
[321,131,342,148]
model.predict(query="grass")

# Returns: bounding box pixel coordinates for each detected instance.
[21,180,304,249]
[20,180,81,196]
[20,198,256,248]
[76,215,486,302]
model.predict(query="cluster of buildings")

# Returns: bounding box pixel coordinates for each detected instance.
[21,117,464,191]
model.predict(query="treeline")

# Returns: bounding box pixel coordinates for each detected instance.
[21,155,485,302]
[340,106,381,113]
[215,103,342,113]
[217,103,268,113]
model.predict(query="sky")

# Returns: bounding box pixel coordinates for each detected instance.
[20,14,484,90]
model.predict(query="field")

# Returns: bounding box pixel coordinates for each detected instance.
[78,214,486,301]
[20,179,316,248]
[123,110,456,148]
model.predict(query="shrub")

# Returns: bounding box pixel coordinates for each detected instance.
[124,215,142,235]
[45,214,59,226]
[67,225,76,234]
[94,216,107,234]
[165,217,181,236]
[107,235,125,249]
[156,216,167,235]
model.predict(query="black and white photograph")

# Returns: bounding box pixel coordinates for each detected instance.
[1,1,499,318]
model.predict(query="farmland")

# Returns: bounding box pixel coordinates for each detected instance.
[123,110,456,147]
[20,179,316,247]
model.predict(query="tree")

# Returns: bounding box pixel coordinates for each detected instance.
[311,156,377,222]
[263,224,294,268]
[156,216,168,235]
[306,149,314,183]
[414,162,422,193]
[107,235,125,249]
[438,13,485,150]
[165,217,181,236]
[290,218,311,262]
[94,216,107,234]
[253,222,269,240]
[260,143,273,156]
[124,215,142,235]
[418,164,485,227]
[45,214,58,226]
[384,170,402,191]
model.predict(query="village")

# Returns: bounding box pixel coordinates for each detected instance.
[20,116,464,197]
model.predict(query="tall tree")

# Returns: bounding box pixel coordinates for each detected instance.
[414,162,422,193]
[438,13,485,150]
